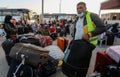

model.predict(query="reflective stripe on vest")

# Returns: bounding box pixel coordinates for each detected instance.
[86,12,98,45]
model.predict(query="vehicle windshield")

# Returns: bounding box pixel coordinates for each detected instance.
[0,9,35,23]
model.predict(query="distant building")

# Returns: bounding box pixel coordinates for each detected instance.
[101,13,120,20]
[100,0,120,10]
[100,0,120,25]
[43,13,76,21]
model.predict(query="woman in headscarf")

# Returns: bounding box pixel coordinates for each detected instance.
[3,15,17,39]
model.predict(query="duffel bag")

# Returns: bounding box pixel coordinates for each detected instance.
[9,43,49,67]
[44,45,64,60]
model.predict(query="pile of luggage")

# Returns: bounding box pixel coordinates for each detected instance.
[93,46,120,77]
[2,34,67,77]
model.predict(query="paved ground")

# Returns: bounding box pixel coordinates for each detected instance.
[0,35,120,77]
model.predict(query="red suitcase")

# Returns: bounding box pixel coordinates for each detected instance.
[94,51,116,72]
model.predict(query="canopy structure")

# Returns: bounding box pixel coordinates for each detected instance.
[100,0,120,20]
[100,0,120,10]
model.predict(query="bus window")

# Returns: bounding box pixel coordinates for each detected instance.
[0,9,35,23]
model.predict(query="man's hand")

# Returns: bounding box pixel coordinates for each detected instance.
[82,34,90,41]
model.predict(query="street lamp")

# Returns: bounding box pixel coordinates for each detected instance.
[42,0,44,16]
[59,0,62,13]
[41,0,44,23]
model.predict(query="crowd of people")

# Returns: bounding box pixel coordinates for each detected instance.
[0,14,75,41]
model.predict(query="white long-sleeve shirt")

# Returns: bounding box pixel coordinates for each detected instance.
[74,17,84,40]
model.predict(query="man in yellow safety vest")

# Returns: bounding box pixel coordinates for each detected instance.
[62,2,106,77]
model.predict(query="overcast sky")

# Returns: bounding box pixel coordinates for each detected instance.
[0,0,111,14]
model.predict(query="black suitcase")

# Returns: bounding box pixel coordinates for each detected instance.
[62,40,95,77]
[106,33,115,45]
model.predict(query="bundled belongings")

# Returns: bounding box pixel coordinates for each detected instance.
[17,35,40,46]
[35,35,53,47]
[106,46,120,63]
[18,35,53,47]
[44,45,64,60]
[9,43,49,67]
[19,37,40,46]
[94,46,120,77]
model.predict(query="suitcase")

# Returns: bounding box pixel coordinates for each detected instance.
[9,43,49,67]
[106,33,115,45]
[57,37,69,52]
[94,51,116,72]
[106,46,120,63]
[62,40,95,77]
[117,33,120,38]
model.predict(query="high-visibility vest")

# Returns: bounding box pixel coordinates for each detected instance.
[86,12,98,45]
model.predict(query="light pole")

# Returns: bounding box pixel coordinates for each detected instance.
[59,0,62,13]
[42,0,44,15]
[41,0,44,23]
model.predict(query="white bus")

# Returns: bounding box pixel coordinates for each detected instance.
[0,8,35,24]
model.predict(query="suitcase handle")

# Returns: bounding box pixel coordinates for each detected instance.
[13,54,25,77]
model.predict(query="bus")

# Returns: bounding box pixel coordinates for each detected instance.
[0,8,35,24]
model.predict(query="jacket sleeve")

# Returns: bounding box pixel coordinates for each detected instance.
[90,13,106,36]
[4,24,16,33]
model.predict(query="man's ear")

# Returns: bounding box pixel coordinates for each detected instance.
[84,7,87,11]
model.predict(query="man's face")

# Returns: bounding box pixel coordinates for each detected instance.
[77,4,86,14]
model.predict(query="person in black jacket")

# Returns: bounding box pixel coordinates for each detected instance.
[3,15,17,39]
